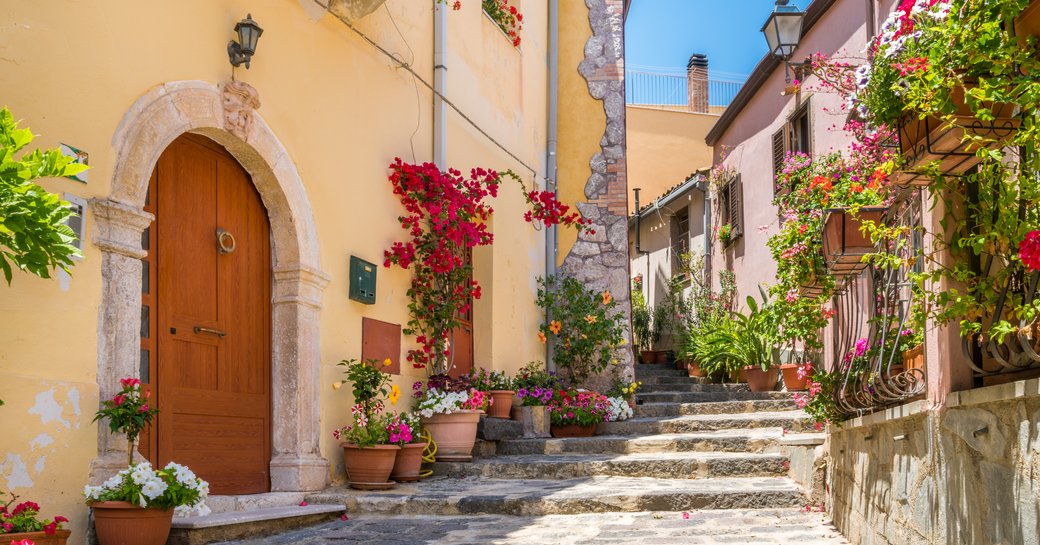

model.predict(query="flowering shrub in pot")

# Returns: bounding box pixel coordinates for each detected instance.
[482,0,523,47]
[332,358,402,490]
[414,377,481,462]
[0,495,70,545]
[547,389,610,437]
[386,412,425,483]
[607,378,641,410]
[537,276,626,385]
[469,368,515,419]
[510,362,559,438]
[86,377,208,545]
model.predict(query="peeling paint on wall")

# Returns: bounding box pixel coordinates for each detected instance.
[29,433,54,450]
[1,454,34,489]
[28,388,71,429]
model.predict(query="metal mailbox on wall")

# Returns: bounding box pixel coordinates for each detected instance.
[349,256,377,304]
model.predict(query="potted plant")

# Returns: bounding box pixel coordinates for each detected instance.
[779,362,812,391]
[547,389,610,438]
[607,377,641,410]
[511,362,559,438]
[698,292,778,392]
[718,223,735,246]
[537,276,626,384]
[471,368,515,419]
[0,495,70,545]
[387,412,425,483]
[332,358,401,490]
[415,375,482,462]
[86,378,209,545]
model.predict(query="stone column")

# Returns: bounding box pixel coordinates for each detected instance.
[89,198,153,484]
[270,264,331,491]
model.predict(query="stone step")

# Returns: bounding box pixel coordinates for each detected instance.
[168,504,345,545]
[634,364,688,377]
[635,399,800,418]
[432,452,787,480]
[638,391,796,403]
[497,428,785,455]
[210,510,851,544]
[640,380,752,392]
[598,411,812,436]
[306,476,807,516]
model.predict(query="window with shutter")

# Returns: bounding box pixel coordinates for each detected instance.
[772,129,786,196]
[730,175,744,238]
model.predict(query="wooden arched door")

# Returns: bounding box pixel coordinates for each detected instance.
[139,133,272,494]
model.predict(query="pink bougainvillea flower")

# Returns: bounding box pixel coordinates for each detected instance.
[1020,230,1040,272]
[682,512,690,520]
[340,513,349,521]
[299,501,309,507]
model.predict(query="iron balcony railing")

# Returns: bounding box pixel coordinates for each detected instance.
[624,69,744,113]
[830,193,927,418]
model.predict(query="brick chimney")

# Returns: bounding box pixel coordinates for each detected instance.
[687,54,709,113]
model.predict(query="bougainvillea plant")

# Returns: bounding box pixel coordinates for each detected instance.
[384,159,591,375]
[482,0,524,47]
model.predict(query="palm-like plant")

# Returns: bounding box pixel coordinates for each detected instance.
[694,290,776,375]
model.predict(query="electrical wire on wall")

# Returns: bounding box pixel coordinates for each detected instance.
[318,1,546,188]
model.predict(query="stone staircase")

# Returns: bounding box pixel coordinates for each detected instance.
[212,363,847,544]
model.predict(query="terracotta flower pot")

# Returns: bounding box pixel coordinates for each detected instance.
[488,390,515,419]
[421,410,480,462]
[743,366,779,393]
[731,369,748,384]
[780,364,809,391]
[2,530,71,545]
[903,345,924,372]
[341,443,401,490]
[550,423,597,438]
[91,501,173,545]
[675,357,687,370]
[654,351,670,364]
[390,442,427,483]
[822,208,887,277]
[511,405,551,438]
[687,362,707,378]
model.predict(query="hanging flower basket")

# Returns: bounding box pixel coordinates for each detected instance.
[1016,0,1040,39]
[822,207,888,277]
[894,86,1018,184]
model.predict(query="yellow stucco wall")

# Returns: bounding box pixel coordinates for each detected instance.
[554,0,602,265]
[0,1,552,541]
[626,106,715,210]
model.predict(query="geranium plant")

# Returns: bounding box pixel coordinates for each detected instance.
[93,378,158,467]
[332,358,402,448]
[0,495,68,537]
[83,462,210,516]
[536,275,627,385]
[482,0,523,47]
[547,389,611,427]
[385,412,421,446]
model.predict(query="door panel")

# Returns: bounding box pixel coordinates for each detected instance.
[151,134,272,495]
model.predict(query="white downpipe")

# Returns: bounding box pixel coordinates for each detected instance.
[434,1,448,168]
[545,0,559,372]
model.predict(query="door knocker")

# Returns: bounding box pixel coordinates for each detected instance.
[217,228,237,254]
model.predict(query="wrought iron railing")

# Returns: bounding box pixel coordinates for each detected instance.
[830,193,927,417]
[624,69,744,112]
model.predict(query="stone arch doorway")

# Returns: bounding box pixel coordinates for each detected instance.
[90,81,329,492]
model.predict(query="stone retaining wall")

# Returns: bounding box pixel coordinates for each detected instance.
[829,380,1040,545]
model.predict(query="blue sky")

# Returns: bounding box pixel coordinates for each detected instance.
[625,0,810,79]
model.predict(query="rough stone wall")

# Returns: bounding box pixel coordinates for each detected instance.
[829,391,1040,545]
[560,0,634,387]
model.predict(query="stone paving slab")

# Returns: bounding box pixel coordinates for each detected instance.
[305,476,806,515]
[598,411,812,435]
[638,391,797,403]
[213,509,851,544]
[635,399,799,417]
[497,428,786,455]
[433,451,787,480]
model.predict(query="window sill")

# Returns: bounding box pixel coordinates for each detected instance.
[483,10,521,52]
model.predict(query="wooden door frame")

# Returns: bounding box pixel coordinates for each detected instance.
[90,81,330,493]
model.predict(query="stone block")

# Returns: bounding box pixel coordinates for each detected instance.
[512,405,551,438]
[477,415,523,441]
[942,407,1007,460]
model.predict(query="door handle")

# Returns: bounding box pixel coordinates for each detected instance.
[193,326,227,338]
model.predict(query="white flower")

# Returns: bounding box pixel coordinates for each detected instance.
[83,485,103,501]
[604,396,633,422]
[141,477,168,500]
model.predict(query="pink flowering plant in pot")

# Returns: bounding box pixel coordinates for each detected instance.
[332,359,403,488]
[547,389,611,437]
[92,378,158,468]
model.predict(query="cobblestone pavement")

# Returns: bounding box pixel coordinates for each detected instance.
[216,509,851,544]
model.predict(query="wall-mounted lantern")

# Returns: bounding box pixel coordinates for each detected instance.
[761,0,805,82]
[228,14,263,69]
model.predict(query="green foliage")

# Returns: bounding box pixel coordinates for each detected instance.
[92,379,158,465]
[696,290,778,374]
[631,288,654,351]
[513,361,562,391]
[468,367,514,391]
[537,275,626,386]
[0,107,87,284]
[335,358,394,413]
[83,462,209,512]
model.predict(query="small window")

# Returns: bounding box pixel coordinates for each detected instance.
[671,207,690,277]
[789,100,812,155]
[63,194,87,256]
[719,175,744,244]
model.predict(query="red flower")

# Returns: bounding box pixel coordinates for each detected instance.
[119,377,141,389]
[1020,230,1040,272]
[112,394,126,407]
[43,522,57,535]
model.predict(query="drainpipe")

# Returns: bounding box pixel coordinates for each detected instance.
[633,188,650,295]
[434,1,448,168]
[545,0,559,372]
[697,177,711,285]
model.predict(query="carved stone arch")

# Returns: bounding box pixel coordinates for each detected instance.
[90,80,329,492]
